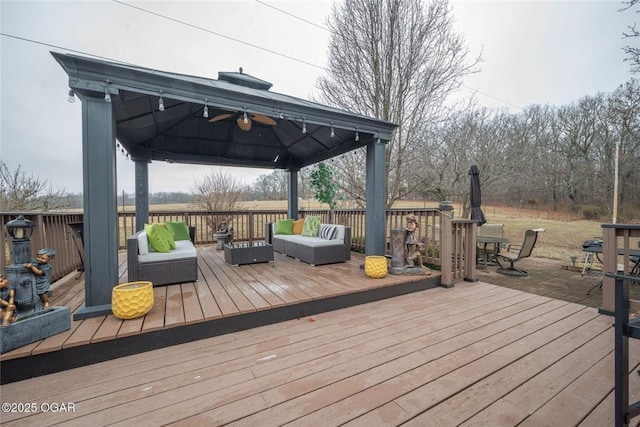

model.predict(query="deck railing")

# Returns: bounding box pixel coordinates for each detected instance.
[2,209,477,285]
[601,224,640,314]
[1,213,84,283]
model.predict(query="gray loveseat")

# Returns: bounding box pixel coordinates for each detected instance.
[266,222,351,266]
[127,226,198,286]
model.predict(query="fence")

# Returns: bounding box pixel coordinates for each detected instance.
[1,213,84,283]
[2,208,476,285]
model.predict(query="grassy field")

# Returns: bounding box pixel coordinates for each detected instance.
[399,200,605,263]
[135,199,617,263]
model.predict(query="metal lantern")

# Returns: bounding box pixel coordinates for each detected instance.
[5,215,35,240]
[4,214,38,313]
[5,215,35,265]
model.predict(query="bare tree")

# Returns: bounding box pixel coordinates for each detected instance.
[0,162,68,211]
[191,169,245,231]
[254,170,288,200]
[317,0,480,207]
[418,106,515,214]
[620,0,640,73]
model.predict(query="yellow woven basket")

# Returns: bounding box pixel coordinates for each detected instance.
[364,255,388,278]
[111,281,154,320]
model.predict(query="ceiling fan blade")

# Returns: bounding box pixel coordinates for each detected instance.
[250,114,277,126]
[236,116,252,131]
[208,113,235,123]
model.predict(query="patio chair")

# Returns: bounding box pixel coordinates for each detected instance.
[494,228,544,276]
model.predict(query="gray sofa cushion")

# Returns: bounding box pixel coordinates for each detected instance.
[138,239,197,263]
[268,222,351,266]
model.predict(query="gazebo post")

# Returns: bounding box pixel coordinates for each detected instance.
[134,160,150,232]
[74,94,119,320]
[287,169,299,219]
[365,139,386,255]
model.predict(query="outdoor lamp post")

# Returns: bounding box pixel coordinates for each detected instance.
[5,215,36,264]
[0,215,71,353]
[4,215,38,313]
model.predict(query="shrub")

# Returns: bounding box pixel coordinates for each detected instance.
[425,244,440,258]
[581,205,603,220]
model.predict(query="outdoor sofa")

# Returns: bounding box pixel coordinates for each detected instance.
[266,218,351,266]
[127,222,198,286]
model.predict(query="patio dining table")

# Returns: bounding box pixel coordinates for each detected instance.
[477,235,510,272]
[581,244,640,295]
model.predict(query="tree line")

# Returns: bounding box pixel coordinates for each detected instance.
[413,79,640,220]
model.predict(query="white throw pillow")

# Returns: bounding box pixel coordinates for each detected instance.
[319,224,338,240]
[137,231,149,255]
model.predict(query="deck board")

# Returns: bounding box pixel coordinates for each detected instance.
[200,248,257,313]
[0,249,437,364]
[181,282,205,324]
[6,247,640,426]
[63,316,106,348]
[1,279,639,426]
[198,251,241,315]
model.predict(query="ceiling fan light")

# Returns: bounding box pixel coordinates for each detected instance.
[237,117,252,131]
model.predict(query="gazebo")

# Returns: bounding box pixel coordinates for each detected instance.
[52,52,398,319]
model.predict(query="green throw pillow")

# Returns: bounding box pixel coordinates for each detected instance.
[275,219,294,235]
[301,216,321,237]
[165,221,190,241]
[156,224,176,249]
[144,223,172,253]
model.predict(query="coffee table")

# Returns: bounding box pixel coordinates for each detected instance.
[224,241,274,266]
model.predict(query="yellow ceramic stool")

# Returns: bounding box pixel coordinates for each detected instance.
[364,255,388,278]
[111,281,154,320]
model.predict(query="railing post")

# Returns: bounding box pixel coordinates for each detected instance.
[464,221,478,282]
[0,214,6,270]
[31,214,45,259]
[248,211,254,244]
[440,213,453,287]
[612,274,630,427]
[601,224,640,316]
[601,226,618,315]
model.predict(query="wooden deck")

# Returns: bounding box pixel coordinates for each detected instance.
[0,248,439,382]
[1,281,639,426]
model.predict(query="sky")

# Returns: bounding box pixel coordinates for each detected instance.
[0,0,635,195]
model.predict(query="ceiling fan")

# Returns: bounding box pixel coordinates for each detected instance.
[208,110,277,131]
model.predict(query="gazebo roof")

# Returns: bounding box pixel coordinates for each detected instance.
[52,52,398,170]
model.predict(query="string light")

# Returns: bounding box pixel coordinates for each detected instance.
[158,94,165,111]
[302,117,307,134]
[203,99,208,118]
[68,89,75,103]
[330,123,335,138]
